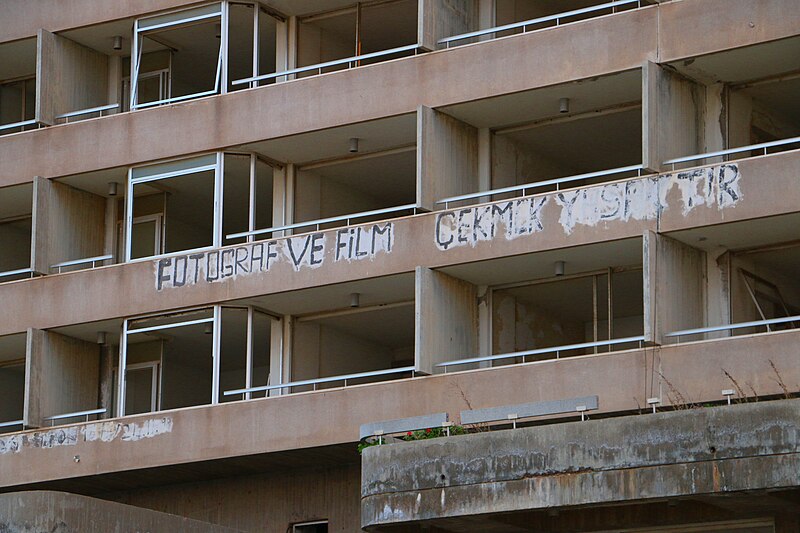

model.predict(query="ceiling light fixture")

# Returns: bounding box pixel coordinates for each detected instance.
[554,260,566,277]
[559,97,570,114]
[107,182,119,196]
[349,137,360,153]
[112,36,123,51]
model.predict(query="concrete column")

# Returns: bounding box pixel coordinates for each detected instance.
[478,127,491,198]
[643,231,707,345]
[107,55,122,113]
[268,317,284,397]
[417,106,479,211]
[703,82,726,154]
[418,0,476,50]
[97,342,114,419]
[642,61,705,172]
[415,266,478,374]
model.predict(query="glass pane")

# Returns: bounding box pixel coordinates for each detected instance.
[219,307,248,402]
[228,3,255,91]
[130,219,158,260]
[125,367,155,415]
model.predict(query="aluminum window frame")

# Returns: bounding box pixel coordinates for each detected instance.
[130,2,225,110]
[125,153,223,262]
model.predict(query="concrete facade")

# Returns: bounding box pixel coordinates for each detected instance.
[1,0,799,531]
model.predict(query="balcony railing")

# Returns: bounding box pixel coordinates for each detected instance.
[439,0,645,48]
[436,164,646,209]
[0,267,37,282]
[437,336,646,372]
[50,254,113,274]
[664,136,800,169]
[0,419,24,430]
[223,366,416,398]
[43,408,107,426]
[0,119,39,135]
[665,315,800,342]
[55,103,120,123]
[227,203,419,240]
[232,44,421,87]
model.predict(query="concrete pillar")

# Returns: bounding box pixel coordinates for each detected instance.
[24,329,100,428]
[415,266,478,374]
[97,343,115,419]
[703,82,726,155]
[268,317,284,397]
[643,231,707,345]
[36,29,109,125]
[107,55,122,113]
[418,0,476,51]
[642,61,705,172]
[417,106,479,211]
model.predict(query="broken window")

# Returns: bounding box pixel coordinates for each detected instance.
[730,243,800,335]
[222,153,275,245]
[491,268,644,363]
[293,147,417,232]
[295,0,418,78]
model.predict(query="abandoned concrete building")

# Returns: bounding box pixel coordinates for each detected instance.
[0,0,799,531]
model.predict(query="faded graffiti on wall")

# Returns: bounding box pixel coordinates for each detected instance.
[435,163,742,249]
[156,222,394,290]
[0,417,173,455]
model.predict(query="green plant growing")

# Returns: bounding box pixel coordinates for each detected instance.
[357,425,468,454]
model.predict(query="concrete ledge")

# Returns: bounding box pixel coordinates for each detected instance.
[360,399,800,529]
[0,490,241,532]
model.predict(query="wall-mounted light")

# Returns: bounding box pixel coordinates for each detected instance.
[554,260,566,277]
[349,137,360,153]
[112,36,123,51]
[559,97,570,114]
[350,292,360,308]
[96,331,107,345]
[108,182,119,197]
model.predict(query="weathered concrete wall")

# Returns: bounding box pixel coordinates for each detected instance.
[0,490,241,532]
[415,266,478,374]
[107,463,360,532]
[1,327,798,490]
[418,0,476,50]
[361,399,800,529]
[417,106,479,210]
[644,231,706,344]
[643,61,704,172]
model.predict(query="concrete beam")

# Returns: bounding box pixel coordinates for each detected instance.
[0,327,798,490]
[360,399,800,529]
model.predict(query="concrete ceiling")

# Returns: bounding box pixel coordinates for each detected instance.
[441,69,642,130]
[671,35,800,85]
[239,113,416,165]
[440,237,642,287]
[740,76,800,130]
[0,37,36,81]
[60,18,135,57]
[240,272,415,316]
[0,183,32,218]
[667,212,800,254]
[57,167,128,198]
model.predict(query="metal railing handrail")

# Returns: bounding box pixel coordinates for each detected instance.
[436,164,645,208]
[232,43,420,86]
[224,366,415,397]
[439,0,642,45]
[663,136,800,167]
[665,315,800,339]
[55,103,120,121]
[51,254,113,272]
[227,203,418,240]
[127,316,214,336]
[437,335,646,369]
[0,119,38,132]
[0,267,35,280]
[0,419,24,429]
[44,408,106,423]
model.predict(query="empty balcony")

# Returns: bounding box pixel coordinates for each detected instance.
[0,333,26,433]
[0,38,37,135]
[0,184,33,282]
